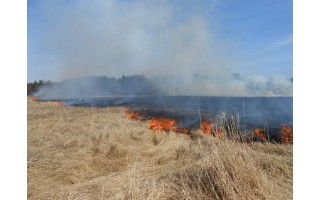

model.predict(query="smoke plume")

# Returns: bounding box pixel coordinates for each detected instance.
[33,0,292,97]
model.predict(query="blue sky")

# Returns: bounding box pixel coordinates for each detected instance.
[27,0,292,82]
[210,0,293,75]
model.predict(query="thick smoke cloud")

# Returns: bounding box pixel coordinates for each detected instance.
[35,0,292,97]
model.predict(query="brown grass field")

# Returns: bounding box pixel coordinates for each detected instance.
[27,96,292,199]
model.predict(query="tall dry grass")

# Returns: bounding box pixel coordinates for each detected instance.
[28,97,292,199]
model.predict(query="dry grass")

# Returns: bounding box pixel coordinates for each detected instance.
[28,96,292,199]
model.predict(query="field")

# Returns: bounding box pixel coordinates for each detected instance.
[27,96,292,199]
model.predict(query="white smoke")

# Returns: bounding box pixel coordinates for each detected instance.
[33,0,292,97]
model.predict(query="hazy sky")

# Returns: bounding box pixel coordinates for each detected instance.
[27,0,292,82]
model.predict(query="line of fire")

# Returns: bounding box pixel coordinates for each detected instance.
[32,94,293,144]
[124,107,292,144]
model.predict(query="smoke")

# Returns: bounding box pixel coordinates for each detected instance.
[34,0,292,97]
[150,74,292,96]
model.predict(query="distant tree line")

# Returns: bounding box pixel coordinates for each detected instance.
[27,80,53,95]
[27,75,160,97]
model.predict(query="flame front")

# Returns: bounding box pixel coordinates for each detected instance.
[124,108,292,144]
[147,117,177,132]
[253,128,266,141]
[32,97,39,101]
[200,121,213,135]
[57,101,63,107]
[125,108,140,120]
[280,125,293,144]
[128,112,139,120]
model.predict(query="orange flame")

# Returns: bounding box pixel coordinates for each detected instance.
[125,108,140,120]
[147,117,177,132]
[200,121,213,135]
[128,112,139,120]
[280,125,293,144]
[124,107,293,145]
[253,128,266,141]
[32,97,39,101]
[57,101,63,107]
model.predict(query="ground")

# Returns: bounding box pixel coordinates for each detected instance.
[27,96,292,199]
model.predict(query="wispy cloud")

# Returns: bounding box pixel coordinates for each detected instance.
[267,34,293,50]
[246,34,293,57]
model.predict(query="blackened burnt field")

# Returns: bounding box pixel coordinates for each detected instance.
[46,96,292,135]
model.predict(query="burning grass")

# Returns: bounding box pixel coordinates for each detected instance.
[57,101,63,107]
[31,96,39,101]
[253,128,267,141]
[125,108,292,144]
[147,117,177,132]
[125,108,140,120]
[281,125,293,144]
[200,121,214,135]
[28,96,292,199]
